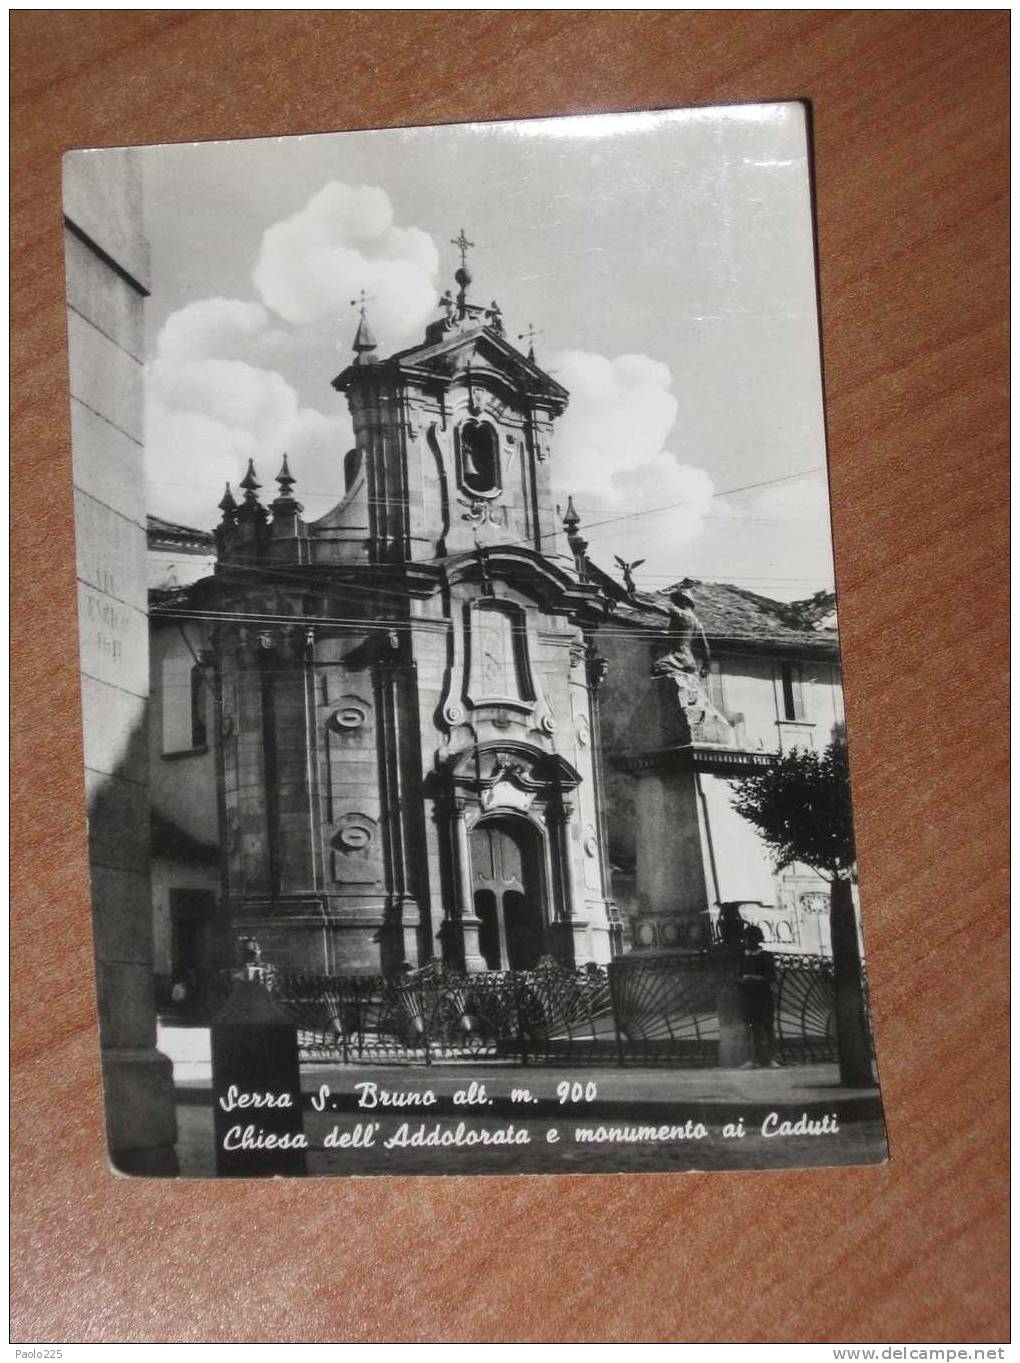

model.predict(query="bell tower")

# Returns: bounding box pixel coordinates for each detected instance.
[205,234,621,975]
[332,229,569,566]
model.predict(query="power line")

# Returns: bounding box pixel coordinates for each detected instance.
[150,604,838,645]
[153,559,831,587]
[573,467,826,535]
[154,553,831,584]
[153,558,835,629]
[147,465,827,535]
[152,548,834,603]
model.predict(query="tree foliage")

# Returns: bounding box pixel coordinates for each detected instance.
[730,740,856,881]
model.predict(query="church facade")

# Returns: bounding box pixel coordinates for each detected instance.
[173,253,621,978]
[148,245,851,1001]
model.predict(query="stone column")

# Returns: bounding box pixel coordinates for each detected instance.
[556,800,579,921]
[547,800,580,965]
[65,148,178,1173]
[451,799,486,971]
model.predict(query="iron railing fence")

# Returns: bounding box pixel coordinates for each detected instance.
[267,958,616,1065]
[773,953,841,1063]
[266,952,841,1067]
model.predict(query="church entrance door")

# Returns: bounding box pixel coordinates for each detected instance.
[470,818,545,971]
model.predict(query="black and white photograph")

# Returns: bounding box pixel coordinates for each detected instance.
[65,101,888,1178]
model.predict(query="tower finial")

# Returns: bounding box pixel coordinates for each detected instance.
[275,453,295,498]
[215,481,239,553]
[350,290,378,363]
[518,322,542,362]
[236,458,268,526]
[240,458,260,496]
[451,227,476,319]
[270,452,303,529]
[218,481,237,519]
[451,227,474,272]
[563,496,588,576]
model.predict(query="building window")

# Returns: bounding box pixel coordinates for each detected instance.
[191,666,208,747]
[458,420,500,497]
[162,657,208,754]
[780,661,806,721]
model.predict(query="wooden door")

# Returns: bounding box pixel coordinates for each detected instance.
[470,821,544,970]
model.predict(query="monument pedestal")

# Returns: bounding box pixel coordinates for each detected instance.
[629,748,711,949]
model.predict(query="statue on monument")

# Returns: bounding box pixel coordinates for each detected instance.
[653,588,710,681]
[652,589,732,743]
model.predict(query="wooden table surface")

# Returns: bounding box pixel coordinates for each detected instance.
[11,11,1009,1345]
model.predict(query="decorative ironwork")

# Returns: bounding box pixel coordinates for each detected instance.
[773,953,838,1063]
[607,952,720,1064]
[265,951,840,1067]
[267,957,615,1065]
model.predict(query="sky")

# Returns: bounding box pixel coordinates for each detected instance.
[139,103,835,600]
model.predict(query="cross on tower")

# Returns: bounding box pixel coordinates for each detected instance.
[450,227,475,271]
[350,288,375,316]
[518,322,543,361]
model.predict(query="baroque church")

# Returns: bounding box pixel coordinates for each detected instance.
[178,239,622,978]
[150,238,848,1006]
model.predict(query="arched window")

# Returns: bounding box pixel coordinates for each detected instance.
[458,420,500,497]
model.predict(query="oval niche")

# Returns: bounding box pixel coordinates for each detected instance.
[331,813,376,852]
[328,697,370,733]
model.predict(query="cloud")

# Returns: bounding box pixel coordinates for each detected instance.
[548,350,717,580]
[144,181,444,531]
[550,351,678,502]
[151,356,297,437]
[253,182,439,342]
[283,407,357,521]
[155,298,293,368]
[647,472,834,599]
[145,302,352,529]
[145,406,252,530]
[723,474,834,591]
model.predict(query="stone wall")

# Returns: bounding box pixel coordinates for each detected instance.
[65,148,177,1173]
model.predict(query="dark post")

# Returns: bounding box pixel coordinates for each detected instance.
[714,903,752,1067]
[513,972,531,1066]
[830,877,874,1087]
[211,976,307,1177]
[607,959,627,1068]
[717,970,752,1067]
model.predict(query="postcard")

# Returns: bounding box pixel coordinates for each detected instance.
[64,102,887,1176]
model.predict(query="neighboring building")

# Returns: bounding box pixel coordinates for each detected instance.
[66,148,178,1170]
[147,515,216,591]
[148,525,223,1011]
[151,258,621,983]
[595,574,845,956]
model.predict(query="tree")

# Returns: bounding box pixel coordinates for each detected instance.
[731,741,873,1087]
